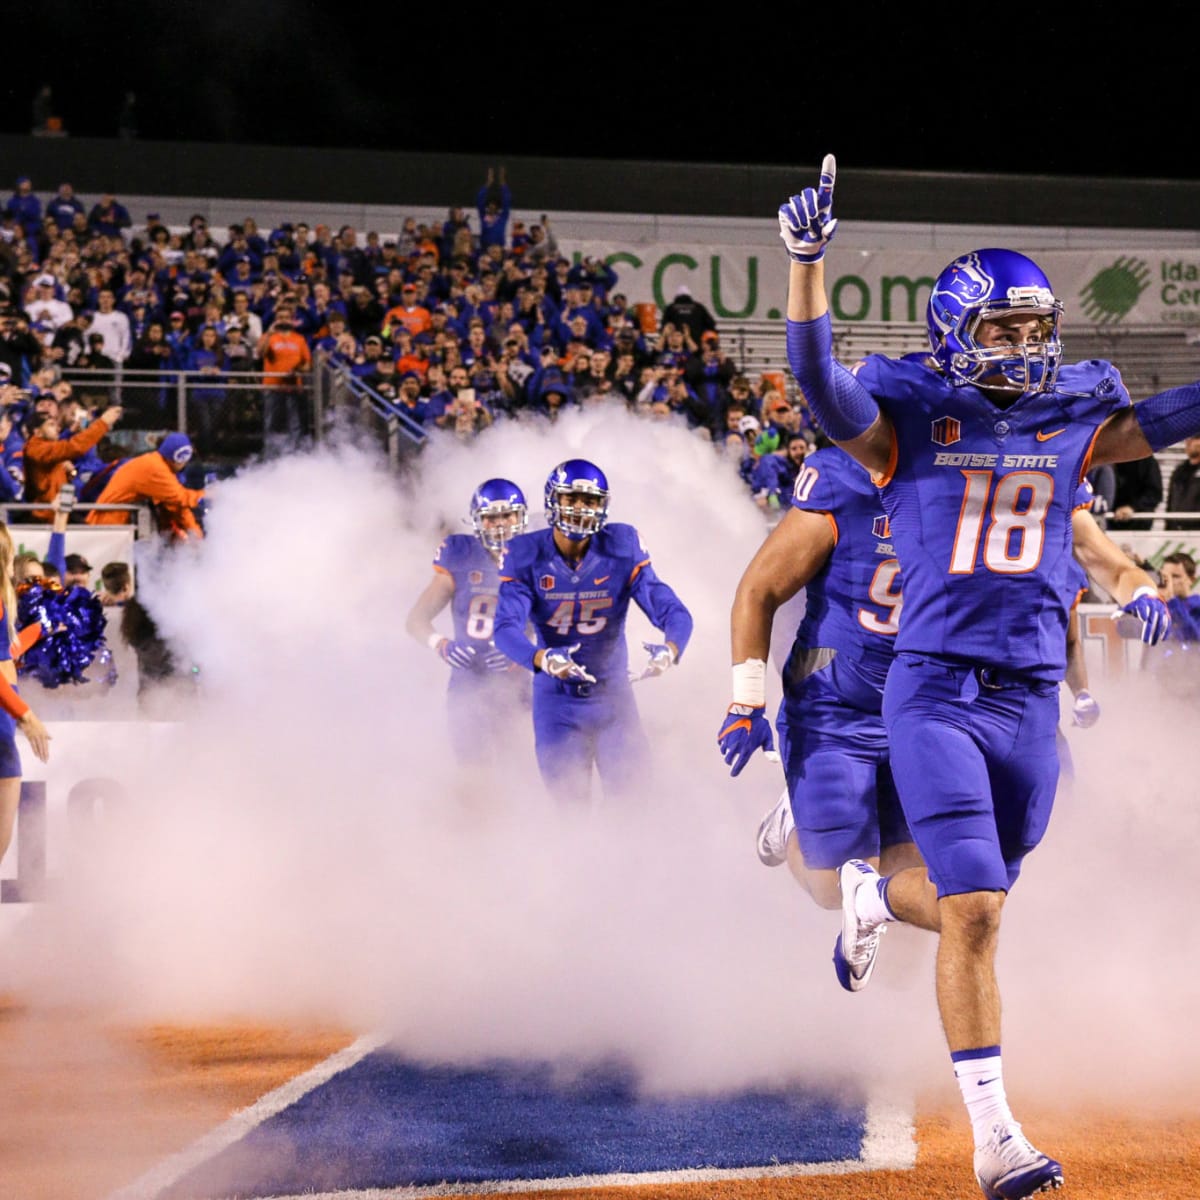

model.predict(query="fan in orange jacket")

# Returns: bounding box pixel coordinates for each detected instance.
[23,402,123,519]
[85,432,206,540]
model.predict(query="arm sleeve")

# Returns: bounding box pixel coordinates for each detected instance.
[1133,382,1200,452]
[493,576,539,671]
[785,315,881,441]
[630,564,694,662]
[0,674,29,720]
[11,622,42,659]
[45,530,66,577]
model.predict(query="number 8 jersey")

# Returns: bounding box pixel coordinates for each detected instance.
[855,354,1130,681]
[432,533,504,674]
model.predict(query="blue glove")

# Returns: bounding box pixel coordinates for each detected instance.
[1072,689,1101,728]
[778,153,839,262]
[482,645,511,672]
[541,643,597,683]
[437,638,477,669]
[1123,587,1171,645]
[631,641,675,682]
[717,704,775,777]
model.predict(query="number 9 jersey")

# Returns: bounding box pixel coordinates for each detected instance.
[855,354,1130,681]
[788,446,903,694]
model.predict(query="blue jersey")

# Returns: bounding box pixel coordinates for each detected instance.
[856,356,1129,680]
[432,533,503,672]
[494,523,693,682]
[787,446,901,690]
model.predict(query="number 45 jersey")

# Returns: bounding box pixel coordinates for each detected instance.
[494,523,693,683]
[855,354,1130,681]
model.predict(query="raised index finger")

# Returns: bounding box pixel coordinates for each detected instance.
[819,153,837,199]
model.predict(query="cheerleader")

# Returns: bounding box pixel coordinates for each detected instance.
[0,523,51,866]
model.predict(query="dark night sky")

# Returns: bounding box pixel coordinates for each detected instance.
[4,3,1197,182]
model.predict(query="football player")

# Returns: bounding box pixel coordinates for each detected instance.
[720,445,924,915]
[406,478,530,765]
[776,154,1189,1200]
[493,458,693,803]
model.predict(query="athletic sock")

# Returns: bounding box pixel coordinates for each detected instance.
[952,1046,1015,1146]
[854,874,896,926]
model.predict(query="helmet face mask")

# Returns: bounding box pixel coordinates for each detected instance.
[469,478,528,553]
[927,249,1064,395]
[544,458,610,541]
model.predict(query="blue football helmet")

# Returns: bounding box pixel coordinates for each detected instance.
[544,458,610,540]
[927,248,1064,394]
[469,478,528,552]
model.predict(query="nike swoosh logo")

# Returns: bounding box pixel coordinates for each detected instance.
[594,575,610,585]
[1036,428,1066,441]
[977,1077,999,1086]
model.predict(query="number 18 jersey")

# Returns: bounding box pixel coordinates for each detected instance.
[856,355,1130,680]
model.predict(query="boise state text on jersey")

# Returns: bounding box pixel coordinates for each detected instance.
[493,523,692,682]
[855,355,1130,680]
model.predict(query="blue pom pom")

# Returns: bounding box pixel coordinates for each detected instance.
[16,582,115,689]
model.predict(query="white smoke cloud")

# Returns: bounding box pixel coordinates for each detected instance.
[4,407,1199,1116]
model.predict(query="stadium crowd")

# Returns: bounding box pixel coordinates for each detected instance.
[1,169,822,518]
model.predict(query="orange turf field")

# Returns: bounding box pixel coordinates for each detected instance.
[1,1001,1197,1200]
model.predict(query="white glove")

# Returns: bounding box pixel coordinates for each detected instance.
[1071,690,1101,728]
[778,153,839,262]
[541,643,597,683]
[630,641,675,683]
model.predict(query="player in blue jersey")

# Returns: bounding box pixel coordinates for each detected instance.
[720,445,924,910]
[492,458,693,804]
[775,155,1189,1200]
[406,478,531,765]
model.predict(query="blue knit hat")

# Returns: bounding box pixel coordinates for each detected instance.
[158,432,193,467]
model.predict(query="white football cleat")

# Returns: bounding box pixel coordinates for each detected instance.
[755,789,794,867]
[832,858,886,992]
[974,1122,1063,1199]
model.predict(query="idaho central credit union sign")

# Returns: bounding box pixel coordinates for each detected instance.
[567,243,1200,328]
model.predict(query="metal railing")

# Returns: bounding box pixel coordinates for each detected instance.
[58,365,320,464]
[322,362,426,469]
[2,500,152,537]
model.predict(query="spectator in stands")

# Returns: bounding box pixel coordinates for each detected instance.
[660,285,716,346]
[45,182,85,232]
[58,394,108,489]
[98,561,133,606]
[446,387,493,440]
[0,307,43,381]
[88,193,132,239]
[185,325,228,454]
[476,167,511,253]
[89,288,132,363]
[685,331,736,422]
[6,177,42,241]
[64,553,91,590]
[1111,456,1163,532]
[76,332,114,371]
[24,273,73,333]
[86,432,206,541]
[0,407,22,516]
[258,306,311,448]
[23,401,121,519]
[228,289,264,343]
[751,432,809,512]
[1166,436,1200,530]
